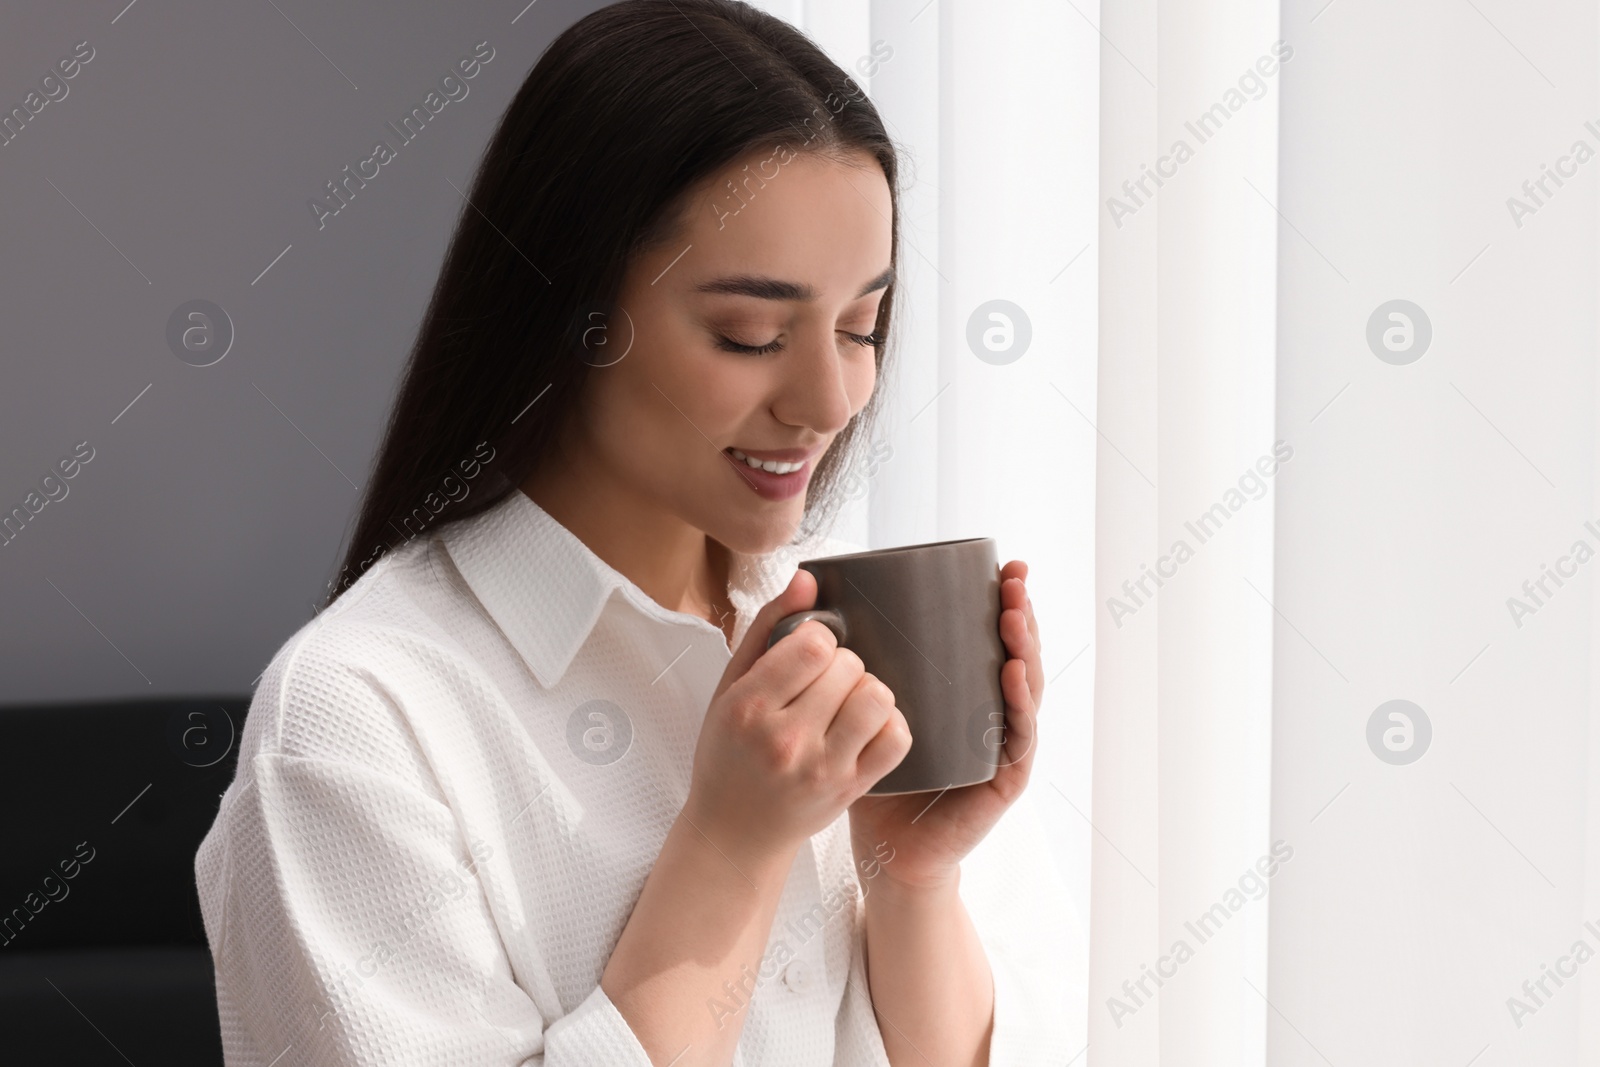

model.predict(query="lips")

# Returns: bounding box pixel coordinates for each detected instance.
[722,448,813,501]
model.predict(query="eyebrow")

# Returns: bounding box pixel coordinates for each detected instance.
[691,265,894,302]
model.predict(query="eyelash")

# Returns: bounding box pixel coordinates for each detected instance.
[715,331,881,355]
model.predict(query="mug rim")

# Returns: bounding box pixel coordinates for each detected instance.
[805,535,991,565]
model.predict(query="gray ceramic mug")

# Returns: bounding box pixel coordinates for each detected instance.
[766,537,1006,795]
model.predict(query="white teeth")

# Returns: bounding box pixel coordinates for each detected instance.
[729,448,804,475]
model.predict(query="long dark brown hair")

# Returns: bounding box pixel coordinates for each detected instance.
[324,0,902,607]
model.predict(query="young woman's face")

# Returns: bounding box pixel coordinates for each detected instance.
[572,145,893,554]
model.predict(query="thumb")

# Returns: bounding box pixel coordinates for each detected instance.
[715,567,819,698]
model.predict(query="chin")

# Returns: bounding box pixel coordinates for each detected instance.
[708,503,806,557]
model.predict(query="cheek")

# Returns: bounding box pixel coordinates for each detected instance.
[582,338,755,476]
[579,364,680,467]
[660,335,773,438]
[685,361,769,432]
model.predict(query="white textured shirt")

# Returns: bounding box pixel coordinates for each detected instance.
[195,487,1075,1065]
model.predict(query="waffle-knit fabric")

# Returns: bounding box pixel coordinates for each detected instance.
[195,488,1076,1065]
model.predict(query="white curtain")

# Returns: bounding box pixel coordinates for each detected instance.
[1092,0,1279,1063]
[1263,2,1600,1064]
[749,0,1101,1057]
[1093,1,1600,1066]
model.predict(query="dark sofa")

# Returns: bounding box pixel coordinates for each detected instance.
[0,697,248,1065]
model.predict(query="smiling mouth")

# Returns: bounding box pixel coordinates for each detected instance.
[721,448,813,501]
[725,447,809,475]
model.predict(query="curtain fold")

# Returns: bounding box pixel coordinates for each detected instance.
[1092,0,1281,1063]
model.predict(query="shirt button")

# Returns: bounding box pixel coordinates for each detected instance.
[781,958,811,994]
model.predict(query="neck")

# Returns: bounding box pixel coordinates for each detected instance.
[520,456,729,626]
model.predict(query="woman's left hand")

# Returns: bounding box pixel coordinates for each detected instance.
[847,560,1045,892]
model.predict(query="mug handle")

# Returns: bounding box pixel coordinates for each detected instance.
[767,609,848,651]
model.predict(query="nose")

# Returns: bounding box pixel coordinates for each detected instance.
[771,325,861,437]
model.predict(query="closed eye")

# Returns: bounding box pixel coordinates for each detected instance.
[713,331,881,356]
[715,334,784,355]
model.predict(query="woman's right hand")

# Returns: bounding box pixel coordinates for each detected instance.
[683,568,912,866]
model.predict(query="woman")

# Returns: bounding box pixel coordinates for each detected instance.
[195,2,1073,1064]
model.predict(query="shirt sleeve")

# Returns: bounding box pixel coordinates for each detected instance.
[197,748,656,1067]
[961,786,1086,1065]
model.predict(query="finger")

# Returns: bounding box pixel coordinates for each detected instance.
[823,672,898,773]
[996,657,1038,775]
[735,617,856,730]
[718,568,819,702]
[1001,573,1040,654]
[999,556,1031,591]
[998,601,1036,675]
[853,705,912,789]
[1001,602,1045,708]
[787,639,869,734]
[1001,573,1045,706]
[1022,589,1041,655]
[1000,603,1035,661]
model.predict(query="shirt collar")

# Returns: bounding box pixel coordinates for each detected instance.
[438,488,838,688]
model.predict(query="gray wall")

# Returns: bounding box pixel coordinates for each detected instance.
[0,0,610,704]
